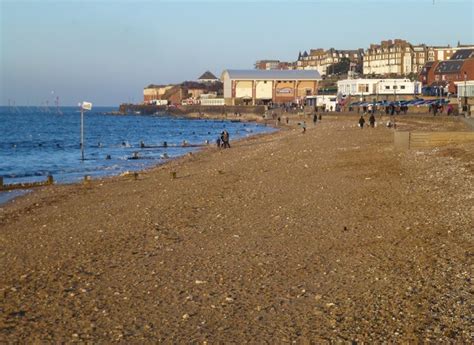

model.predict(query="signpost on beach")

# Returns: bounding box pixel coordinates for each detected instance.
[79,101,93,161]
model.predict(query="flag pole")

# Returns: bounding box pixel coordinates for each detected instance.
[79,101,92,161]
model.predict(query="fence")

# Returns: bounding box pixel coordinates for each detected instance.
[395,131,474,149]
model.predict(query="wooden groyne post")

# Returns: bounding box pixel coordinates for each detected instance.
[1,175,54,191]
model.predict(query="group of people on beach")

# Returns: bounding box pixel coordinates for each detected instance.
[216,130,230,148]
[358,114,376,129]
[359,114,398,129]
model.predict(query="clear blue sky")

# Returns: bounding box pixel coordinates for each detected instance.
[1,0,473,106]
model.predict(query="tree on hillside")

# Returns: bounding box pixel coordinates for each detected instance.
[327,57,359,76]
[327,58,351,74]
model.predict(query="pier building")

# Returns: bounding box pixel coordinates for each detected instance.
[221,69,321,105]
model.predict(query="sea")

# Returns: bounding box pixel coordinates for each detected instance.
[0,106,275,204]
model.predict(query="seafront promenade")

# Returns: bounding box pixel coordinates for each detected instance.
[1,116,472,342]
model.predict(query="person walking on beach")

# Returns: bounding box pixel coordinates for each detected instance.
[369,114,375,128]
[222,130,230,148]
[220,131,225,147]
[313,113,318,125]
[359,115,365,129]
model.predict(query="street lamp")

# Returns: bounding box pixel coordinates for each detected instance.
[464,71,468,116]
[393,79,396,102]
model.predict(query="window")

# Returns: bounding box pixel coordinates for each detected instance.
[393,86,398,89]
[385,86,390,89]
[401,86,406,89]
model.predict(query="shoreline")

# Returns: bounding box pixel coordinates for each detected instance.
[0,111,468,207]
[1,116,472,342]
[0,113,279,207]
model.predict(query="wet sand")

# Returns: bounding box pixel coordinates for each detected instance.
[1,116,473,342]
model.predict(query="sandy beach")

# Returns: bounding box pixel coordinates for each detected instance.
[1,115,473,342]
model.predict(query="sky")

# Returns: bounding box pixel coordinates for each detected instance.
[1,0,473,106]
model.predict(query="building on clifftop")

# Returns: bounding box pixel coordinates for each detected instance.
[197,71,219,84]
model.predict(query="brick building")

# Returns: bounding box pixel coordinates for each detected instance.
[419,49,474,94]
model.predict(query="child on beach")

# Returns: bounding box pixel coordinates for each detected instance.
[301,121,306,133]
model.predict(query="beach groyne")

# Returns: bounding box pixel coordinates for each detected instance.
[395,131,474,149]
[0,175,54,191]
[118,103,266,116]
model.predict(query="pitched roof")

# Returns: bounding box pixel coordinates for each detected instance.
[435,60,464,74]
[221,69,321,81]
[198,71,218,80]
[450,49,474,60]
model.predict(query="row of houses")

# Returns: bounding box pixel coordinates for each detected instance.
[142,44,473,107]
[256,39,474,78]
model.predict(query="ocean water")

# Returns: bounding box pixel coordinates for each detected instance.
[0,106,275,203]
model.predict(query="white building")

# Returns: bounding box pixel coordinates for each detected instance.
[200,98,225,106]
[337,78,422,96]
[455,80,474,97]
[337,79,379,96]
[305,95,338,111]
